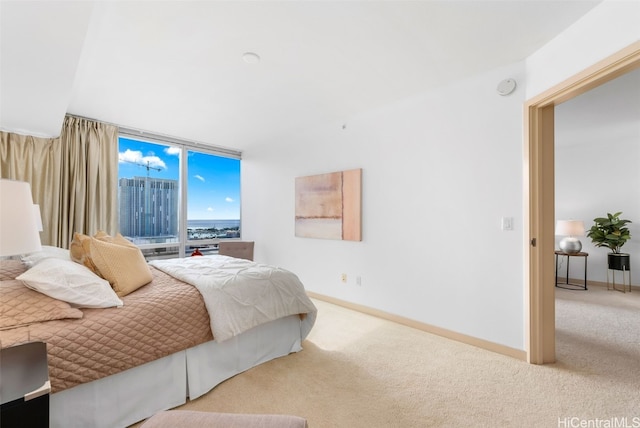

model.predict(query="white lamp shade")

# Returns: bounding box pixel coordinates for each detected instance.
[33,204,44,232]
[0,179,42,256]
[555,220,585,236]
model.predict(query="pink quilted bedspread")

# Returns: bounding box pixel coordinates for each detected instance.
[0,266,213,393]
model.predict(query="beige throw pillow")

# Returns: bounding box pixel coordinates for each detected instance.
[70,231,135,276]
[89,237,152,297]
[70,232,100,275]
[94,231,134,246]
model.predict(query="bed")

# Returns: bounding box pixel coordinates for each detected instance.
[0,241,317,428]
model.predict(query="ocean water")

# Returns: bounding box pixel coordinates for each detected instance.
[187,219,240,229]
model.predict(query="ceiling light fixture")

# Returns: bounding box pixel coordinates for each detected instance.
[242,52,260,64]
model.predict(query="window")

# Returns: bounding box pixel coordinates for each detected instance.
[118,133,241,259]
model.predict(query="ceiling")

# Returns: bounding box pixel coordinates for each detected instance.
[1,0,603,151]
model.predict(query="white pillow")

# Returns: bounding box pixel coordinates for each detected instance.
[21,245,71,267]
[17,258,123,308]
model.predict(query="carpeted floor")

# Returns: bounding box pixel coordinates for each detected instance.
[135,285,640,427]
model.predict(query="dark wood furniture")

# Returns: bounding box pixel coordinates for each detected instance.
[555,250,588,290]
[0,341,50,428]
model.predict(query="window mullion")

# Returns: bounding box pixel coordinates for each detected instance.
[179,145,188,258]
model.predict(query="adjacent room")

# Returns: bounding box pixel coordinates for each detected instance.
[1,1,639,427]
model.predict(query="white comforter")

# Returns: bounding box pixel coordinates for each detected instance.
[149,255,317,342]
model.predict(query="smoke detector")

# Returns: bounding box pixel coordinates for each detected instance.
[497,78,517,96]
[242,52,260,64]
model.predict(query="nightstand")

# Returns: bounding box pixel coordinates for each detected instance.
[0,341,50,428]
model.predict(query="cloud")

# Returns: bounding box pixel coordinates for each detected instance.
[118,149,166,169]
[143,156,166,169]
[164,147,180,156]
[225,197,234,203]
[118,149,143,163]
[207,207,214,212]
[194,175,205,182]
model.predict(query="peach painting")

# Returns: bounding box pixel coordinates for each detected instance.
[295,168,362,241]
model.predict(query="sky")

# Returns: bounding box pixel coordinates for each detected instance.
[118,137,241,220]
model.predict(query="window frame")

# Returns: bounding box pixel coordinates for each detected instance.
[118,128,242,259]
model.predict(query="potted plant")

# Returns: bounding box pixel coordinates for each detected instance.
[586,212,632,271]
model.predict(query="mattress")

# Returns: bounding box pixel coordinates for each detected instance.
[1,264,212,393]
[50,314,308,428]
[1,256,317,427]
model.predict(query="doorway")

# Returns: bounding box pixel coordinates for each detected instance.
[526,41,640,364]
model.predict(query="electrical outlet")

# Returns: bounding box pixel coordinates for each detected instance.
[341,273,347,283]
[356,276,362,286]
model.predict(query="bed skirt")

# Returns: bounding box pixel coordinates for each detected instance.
[50,315,305,428]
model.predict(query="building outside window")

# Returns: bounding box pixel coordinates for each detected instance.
[119,176,179,239]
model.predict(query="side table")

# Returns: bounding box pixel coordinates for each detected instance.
[555,250,588,290]
[0,341,50,428]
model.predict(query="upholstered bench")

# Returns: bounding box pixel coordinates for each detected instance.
[141,410,309,427]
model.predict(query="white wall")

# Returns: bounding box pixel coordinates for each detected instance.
[241,0,640,353]
[242,61,527,350]
[526,0,640,98]
[555,69,640,284]
[530,0,640,287]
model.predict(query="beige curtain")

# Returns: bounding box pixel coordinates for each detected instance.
[0,116,118,248]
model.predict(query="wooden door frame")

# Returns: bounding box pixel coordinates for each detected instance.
[525,41,640,364]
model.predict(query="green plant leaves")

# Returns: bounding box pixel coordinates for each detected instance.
[586,212,632,253]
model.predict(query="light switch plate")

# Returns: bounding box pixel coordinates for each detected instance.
[501,217,514,231]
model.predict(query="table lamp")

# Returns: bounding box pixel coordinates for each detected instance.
[33,204,44,232]
[555,220,585,254]
[0,179,42,257]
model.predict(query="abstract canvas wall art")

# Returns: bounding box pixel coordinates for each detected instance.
[295,168,362,241]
